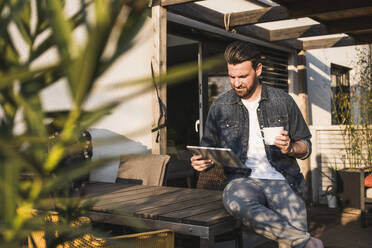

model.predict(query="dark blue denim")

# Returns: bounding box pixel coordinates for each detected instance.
[201,84,311,198]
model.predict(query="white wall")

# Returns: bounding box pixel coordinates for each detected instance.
[306,45,370,203]
[306,45,368,126]
[29,0,154,182]
[86,20,153,182]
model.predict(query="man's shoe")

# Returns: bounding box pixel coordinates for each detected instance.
[304,237,324,248]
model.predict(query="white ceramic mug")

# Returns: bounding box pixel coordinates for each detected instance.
[262,126,284,145]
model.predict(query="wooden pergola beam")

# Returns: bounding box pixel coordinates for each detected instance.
[167,3,271,41]
[300,36,356,50]
[326,16,372,34]
[229,6,290,26]
[350,32,372,44]
[229,14,372,43]
[165,1,372,50]
[268,15,372,41]
[160,0,200,7]
[150,0,200,6]
[273,0,372,17]
[167,2,224,27]
[269,24,328,41]
[297,31,372,50]
[229,9,372,35]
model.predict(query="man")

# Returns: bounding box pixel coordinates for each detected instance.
[191,41,323,248]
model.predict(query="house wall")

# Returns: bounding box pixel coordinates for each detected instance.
[16,0,156,182]
[39,19,202,182]
[306,45,370,203]
[84,20,154,182]
[306,45,369,126]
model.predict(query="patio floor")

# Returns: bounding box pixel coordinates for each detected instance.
[213,206,372,248]
[306,206,372,248]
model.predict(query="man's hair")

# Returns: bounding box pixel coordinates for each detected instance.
[224,41,261,68]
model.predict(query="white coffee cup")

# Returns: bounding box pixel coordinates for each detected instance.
[262,126,284,145]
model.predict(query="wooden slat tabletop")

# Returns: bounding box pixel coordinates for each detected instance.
[134,194,222,219]
[84,182,232,227]
[93,187,182,210]
[159,200,224,222]
[183,208,232,225]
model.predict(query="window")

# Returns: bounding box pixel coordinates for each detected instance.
[331,63,351,125]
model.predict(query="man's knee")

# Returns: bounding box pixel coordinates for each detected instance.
[222,178,264,217]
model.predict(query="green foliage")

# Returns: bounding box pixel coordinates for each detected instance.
[0,0,150,246]
[332,46,372,168]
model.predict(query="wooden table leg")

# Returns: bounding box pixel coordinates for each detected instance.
[236,230,243,248]
[200,234,215,248]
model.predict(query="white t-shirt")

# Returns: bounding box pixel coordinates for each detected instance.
[241,98,285,180]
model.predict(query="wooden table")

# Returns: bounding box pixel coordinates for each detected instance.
[83,182,241,248]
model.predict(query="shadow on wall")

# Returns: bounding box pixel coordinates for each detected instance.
[88,128,150,182]
[306,52,332,126]
[311,154,326,204]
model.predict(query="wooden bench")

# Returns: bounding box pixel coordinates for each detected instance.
[83,182,242,248]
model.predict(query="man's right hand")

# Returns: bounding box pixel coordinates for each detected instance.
[190,155,214,172]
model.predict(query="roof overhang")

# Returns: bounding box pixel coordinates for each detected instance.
[151,0,372,50]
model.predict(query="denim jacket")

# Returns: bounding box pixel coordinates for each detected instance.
[201,84,311,198]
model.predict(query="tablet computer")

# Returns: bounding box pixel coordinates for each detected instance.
[186,145,245,168]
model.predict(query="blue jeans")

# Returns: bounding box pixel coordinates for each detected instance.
[222,177,310,248]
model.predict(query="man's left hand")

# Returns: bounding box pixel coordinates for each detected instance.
[274,130,293,154]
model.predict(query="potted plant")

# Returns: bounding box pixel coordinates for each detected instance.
[0,0,149,246]
[323,185,338,208]
[331,46,372,226]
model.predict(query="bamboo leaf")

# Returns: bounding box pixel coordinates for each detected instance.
[102,56,224,91]
[78,102,119,129]
[0,0,27,38]
[35,0,49,33]
[97,2,149,76]
[13,93,48,167]
[0,64,61,90]
[0,137,43,176]
[1,160,20,228]
[30,3,88,63]
[43,157,117,192]
[45,0,76,87]
[0,31,21,69]
[115,1,149,57]
[68,0,111,106]
[14,17,32,46]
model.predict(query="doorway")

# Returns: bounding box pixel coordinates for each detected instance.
[165,39,200,187]
[167,43,200,151]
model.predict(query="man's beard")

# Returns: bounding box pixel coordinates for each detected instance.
[234,78,259,99]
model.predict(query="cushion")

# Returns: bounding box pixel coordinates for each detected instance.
[117,154,170,186]
[365,174,372,188]
[366,188,372,199]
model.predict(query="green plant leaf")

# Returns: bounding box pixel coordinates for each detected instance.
[0,64,61,90]
[30,3,88,63]
[0,138,42,176]
[68,0,111,106]
[14,17,32,46]
[97,1,149,76]
[0,31,21,69]
[43,157,117,193]
[78,103,119,129]
[45,0,76,90]
[0,0,27,39]
[102,56,224,92]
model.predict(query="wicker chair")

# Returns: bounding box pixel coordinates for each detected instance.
[29,229,174,248]
[28,215,174,248]
[196,165,226,191]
